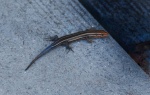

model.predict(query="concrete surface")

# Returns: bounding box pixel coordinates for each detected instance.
[0,0,150,95]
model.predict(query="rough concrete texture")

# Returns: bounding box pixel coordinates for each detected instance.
[0,0,150,95]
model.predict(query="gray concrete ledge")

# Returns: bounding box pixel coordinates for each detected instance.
[0,0,150,95]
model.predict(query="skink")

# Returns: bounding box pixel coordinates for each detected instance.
[25,28,109,71]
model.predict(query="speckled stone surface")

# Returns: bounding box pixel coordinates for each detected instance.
[0,0,150,95]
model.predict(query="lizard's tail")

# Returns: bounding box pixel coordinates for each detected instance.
[25,45,54,71]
